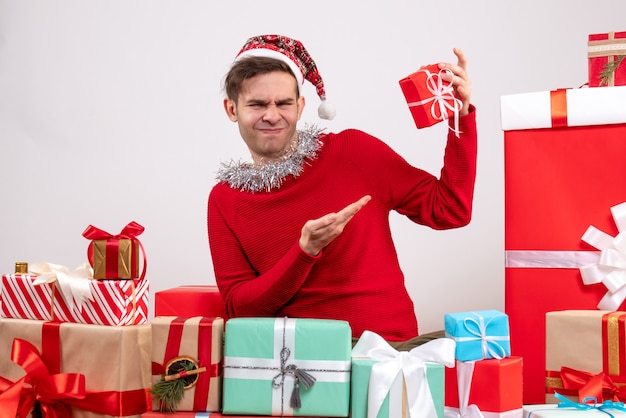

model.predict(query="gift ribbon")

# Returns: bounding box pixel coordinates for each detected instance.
[554,392,626,418]
[224,317,350,416]
[352,330,455,418]
[550,89,568,128]
[579,202,626,311]
[560,366,626,404]
[28,261,94,319]
[450,312,509,360]
[82,221,147,280]
[407,67,462,137]
[9,338,87,418]
[443,361,484,418]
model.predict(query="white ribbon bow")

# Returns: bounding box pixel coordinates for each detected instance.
[29,261,95,312]
[580,202,626,310]
[352,330,455,418]
[443,361,485,418]
[408,68,462,138]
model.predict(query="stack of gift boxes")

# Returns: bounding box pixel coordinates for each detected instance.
[503,30,626,417]
[0,221,152,417]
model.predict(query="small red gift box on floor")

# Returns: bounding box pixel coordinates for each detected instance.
[445,357,523,417]
[154,285,227,319]
[588,31,626,87]
[399,63,462,135]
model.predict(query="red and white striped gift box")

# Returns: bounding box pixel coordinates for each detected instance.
[0,273,149,325]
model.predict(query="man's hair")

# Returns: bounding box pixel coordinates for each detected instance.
[224,56,299,102]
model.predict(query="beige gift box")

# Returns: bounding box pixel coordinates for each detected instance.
[545,310,626,403]
[0,317,152,417]
[151,316,223,412]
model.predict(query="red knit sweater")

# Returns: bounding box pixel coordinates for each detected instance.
[208,107,477,341]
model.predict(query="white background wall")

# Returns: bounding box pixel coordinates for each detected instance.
[1,0,624,333]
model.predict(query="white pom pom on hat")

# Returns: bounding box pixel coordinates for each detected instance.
[234,34,336,120]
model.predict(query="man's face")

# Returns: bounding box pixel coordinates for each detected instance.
[224,71,306,163]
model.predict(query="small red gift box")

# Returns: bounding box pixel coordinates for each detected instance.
[588,31,626,87]
[82,221,147,280]
[445,357,523,416]
[151,316,224,412]
[399,63,462,135]
[154,285,227,319]
[501,87,626,404]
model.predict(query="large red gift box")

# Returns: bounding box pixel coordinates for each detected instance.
[154,286,227,319]
[151,316,223,412]
[1,271,149,325]
[501,86,626,404]
[444,357,523,417]
[399,63,462,134]
[0,317,152,417]
[588,31,626,87]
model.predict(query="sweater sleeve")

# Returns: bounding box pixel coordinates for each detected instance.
[207,188,320,318]
[343,105,477,229]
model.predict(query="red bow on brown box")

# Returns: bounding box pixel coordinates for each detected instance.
[82,221,147,280]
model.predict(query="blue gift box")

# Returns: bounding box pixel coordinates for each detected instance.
[444,309,511,361]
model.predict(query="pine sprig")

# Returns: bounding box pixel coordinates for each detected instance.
[150,359,197,413]
[600,55,625,86]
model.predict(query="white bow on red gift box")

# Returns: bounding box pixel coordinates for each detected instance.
[580,202,626,310]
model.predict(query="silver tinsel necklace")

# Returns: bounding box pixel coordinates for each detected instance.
[216,124,324,193]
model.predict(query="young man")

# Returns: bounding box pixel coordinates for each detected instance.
[208,34,477,344]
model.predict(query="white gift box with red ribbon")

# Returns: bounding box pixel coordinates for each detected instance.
[500,85,626,131]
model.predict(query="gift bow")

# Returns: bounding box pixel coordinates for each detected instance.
[560,366,626,404]
[410,67,462,138]
[580,202,626,310]
[29,261,94,313]
[82,221,147,280]
[453,313,509,360]
[8,338,87,418]
[352,330,455,418]
[554,392,626,418]
[443,361,485,418]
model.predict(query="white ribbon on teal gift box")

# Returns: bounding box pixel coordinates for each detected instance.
[444,310,510,361]
[351,330,455,418]
[505,202,626,311]
[222,317,351,416]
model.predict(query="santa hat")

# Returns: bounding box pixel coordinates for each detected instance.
[234,34,336,120]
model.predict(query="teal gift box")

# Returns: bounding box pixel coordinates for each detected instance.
[351,358,444,418]
[444,309,511,361]
[350,331,454,418]
[222,317,352,417]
